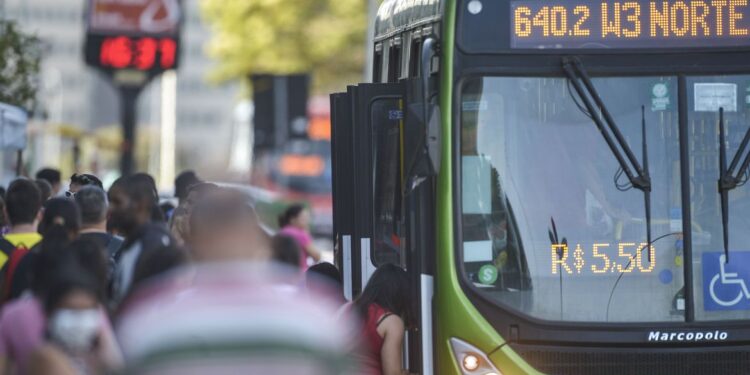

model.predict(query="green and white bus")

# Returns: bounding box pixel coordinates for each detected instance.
[331,0,750,373]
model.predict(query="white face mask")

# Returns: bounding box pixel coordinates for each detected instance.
[48,309,101,352]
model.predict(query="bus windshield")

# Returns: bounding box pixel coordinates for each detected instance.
[460,75,750,323]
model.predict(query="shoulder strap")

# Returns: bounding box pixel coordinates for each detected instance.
[0,238,16,258]
[105,236,124,257]
[3,245,29,302]
[375,312,394,327]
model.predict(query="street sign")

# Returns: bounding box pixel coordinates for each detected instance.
[84,0,182,82]
[83,0,183,176]
[87,0,181,35]
[0,102,27,151]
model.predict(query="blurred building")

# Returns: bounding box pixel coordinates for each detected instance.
[2,0,240,185]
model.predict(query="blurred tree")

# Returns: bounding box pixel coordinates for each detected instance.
[200,0,366,94]
[0,20,42,112]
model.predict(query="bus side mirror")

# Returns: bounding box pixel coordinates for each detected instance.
[426,98,441,175]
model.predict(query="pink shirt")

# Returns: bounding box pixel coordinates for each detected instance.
[0,297,121,375]
[279,226,313,271]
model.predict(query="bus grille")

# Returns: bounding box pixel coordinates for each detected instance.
[509,344,750,375]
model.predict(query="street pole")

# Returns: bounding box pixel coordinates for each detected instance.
[120,88,139,176]
[159,70,177,190]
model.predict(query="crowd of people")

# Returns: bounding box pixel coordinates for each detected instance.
[0,168,412,375]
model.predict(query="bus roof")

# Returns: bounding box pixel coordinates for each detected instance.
[375,0,442,41]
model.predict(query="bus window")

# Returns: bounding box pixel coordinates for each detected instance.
[371,98,403,267]
[387,44,402,83]
[409,39,422,77]
[373,49,383,83]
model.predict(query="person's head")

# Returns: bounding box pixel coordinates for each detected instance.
[43,268,102,353]
[35,179,52,202]
[306,262,344,302]
[190,189,271,262]
[306,262,342,287]
[184,182,219,212]
[108,174,158,237]
[5,178,42,227]
[74,186,108,230]
[353,263,410,322]
[278,204,309,230]
[174,171,200,203]
[271,234,301,268]
[36,168,62,195]
[38,198,81,240]
[68,173,103,196]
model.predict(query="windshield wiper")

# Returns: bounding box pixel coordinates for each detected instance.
[717,107,750,262]
[562,57,653,251]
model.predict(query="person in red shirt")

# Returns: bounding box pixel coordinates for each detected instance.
[352,264,410,375]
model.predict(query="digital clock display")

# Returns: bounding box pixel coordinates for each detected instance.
[511,0,750,49]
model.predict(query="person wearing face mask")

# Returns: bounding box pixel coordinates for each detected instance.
[28,269,115,375]
[0,236,121,375]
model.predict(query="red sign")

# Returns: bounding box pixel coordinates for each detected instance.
[88,0,181,35]
[97,36,177,70]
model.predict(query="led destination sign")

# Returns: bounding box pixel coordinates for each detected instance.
[511,0,750,49]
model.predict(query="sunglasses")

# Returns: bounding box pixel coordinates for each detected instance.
[65,191,76,198]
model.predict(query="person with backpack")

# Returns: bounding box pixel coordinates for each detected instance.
[0,202,120,375]
[0,180,44,301]
[0,179,43,264]
[5,198,82,302]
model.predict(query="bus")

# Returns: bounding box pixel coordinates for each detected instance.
[330,0,750,373]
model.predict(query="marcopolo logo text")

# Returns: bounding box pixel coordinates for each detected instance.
[647,330,728,342]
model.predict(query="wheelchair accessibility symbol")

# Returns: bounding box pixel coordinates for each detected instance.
[703,252,750,311]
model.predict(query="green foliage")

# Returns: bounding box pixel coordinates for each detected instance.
[0,20,42,112]
[200,0,367,94]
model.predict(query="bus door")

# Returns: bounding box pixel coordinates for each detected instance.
[331,89,357,301]
[331,83,404,296]
[331,79,436,374]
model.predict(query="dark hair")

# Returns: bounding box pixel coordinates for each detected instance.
[34,179,52,201]
[278,204,306,228]
[306,263,344,302]
[74,186,108,225]
[353,264,410,322]
[130,173,165,223]
[70,173,103,190]
[65,238,108,297]
[307,262,342,285]
[5,179,42,225]
[35,168,61,186]
[114,173,159,218]
[271,234,301,268]
[174,171,200,201]
[42,266,101,315]
[0,196,8,228]
[38,198,81,239]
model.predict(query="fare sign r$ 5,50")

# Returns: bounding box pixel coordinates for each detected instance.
[551,242,656,275]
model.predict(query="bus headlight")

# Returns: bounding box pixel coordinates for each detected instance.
[450,338,503,375]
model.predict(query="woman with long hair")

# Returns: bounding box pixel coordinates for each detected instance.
[352,264,410,375]
[278,204,322,271]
